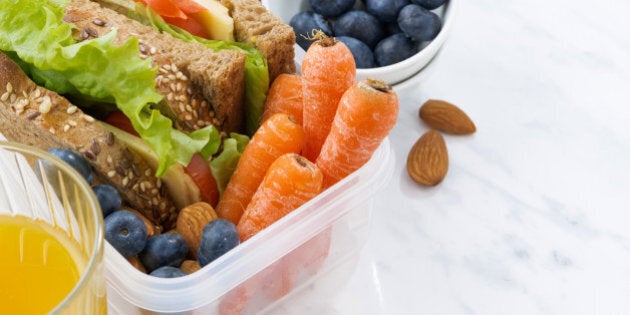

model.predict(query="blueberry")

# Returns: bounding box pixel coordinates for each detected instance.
[139,233,188,272]
[150,266,187,278]
[397,4,442,42]
[93,184,121,217]
[333,11,385,48]
[309,0,356,18]
[290,11,333,51]
[365,0,409,23]
[410,0,446,10]
[197,219,239,267]
[105,210,148,258]
[335,36,375,69]
[48,148,94,184]
[374,33,418,67]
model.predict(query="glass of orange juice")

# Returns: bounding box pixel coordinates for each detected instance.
[0,141,106,314]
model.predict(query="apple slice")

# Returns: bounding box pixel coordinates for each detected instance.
[191,0,235,41]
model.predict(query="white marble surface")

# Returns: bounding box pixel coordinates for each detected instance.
[299,0,630,314]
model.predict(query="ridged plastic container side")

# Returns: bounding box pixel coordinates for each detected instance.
[106,138,394,314]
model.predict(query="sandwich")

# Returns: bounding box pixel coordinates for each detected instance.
[0,0,296,230]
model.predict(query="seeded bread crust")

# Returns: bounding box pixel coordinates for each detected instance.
[65,0,246,133]
[220,0,296,81]
[0,52,180,229]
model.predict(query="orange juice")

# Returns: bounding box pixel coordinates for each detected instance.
[0,214,87,314]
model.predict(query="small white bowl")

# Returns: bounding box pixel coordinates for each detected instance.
[262,0,458,85]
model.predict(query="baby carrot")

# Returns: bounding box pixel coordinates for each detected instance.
[237,153,323,242]
[261,73,304,125]
[216,113,305,225]
[302,35,356,161]
[316,79,399,188]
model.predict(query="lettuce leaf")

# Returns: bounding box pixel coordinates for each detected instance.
[103,0,269,136]
[0,0,221,176]
[210,133,249,195]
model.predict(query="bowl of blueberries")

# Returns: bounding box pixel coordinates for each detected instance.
[262,0,457,86]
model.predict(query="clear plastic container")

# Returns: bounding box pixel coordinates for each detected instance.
[106,138,394,314]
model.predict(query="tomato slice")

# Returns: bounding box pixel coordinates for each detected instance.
[104,111,139,137]
[185,153,220,208]
[171,0,205,13]
[163,15,209,38]
[136,0,208,37]
[136,0,187,19]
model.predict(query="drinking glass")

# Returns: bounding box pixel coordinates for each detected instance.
[0,141,106,314]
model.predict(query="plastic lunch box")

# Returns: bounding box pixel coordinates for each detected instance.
[105,138,394,314]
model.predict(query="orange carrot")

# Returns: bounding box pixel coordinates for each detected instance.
[216,114,305,225]
[316,79,399,188]
[261,73,304,125]
[237,153,323,241]
[302,35,356,161]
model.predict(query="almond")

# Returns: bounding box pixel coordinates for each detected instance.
[123,206,160,237]
[128,255,146,274]
[407,130,448,186]
[180,260,201,275]
[176,202,218,259]
[419,99,476,135]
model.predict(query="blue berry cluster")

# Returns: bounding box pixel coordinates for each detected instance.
[290,0,446,68]
[48,148,240,278]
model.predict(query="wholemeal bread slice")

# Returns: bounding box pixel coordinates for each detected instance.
[65,0,246,133]
[220,0,296,81]
[0,52,199,230]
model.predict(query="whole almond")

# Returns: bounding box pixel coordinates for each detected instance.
[407,130,449,186]
[419,99,476,135]
[176,202,219,258]
[180,260,201,275]
[128,255,147,274]
[123,207,160,237]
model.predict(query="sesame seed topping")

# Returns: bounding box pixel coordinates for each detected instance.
[156,179,162,188]
[176,82,183,92]
[178,103,185,113]
[49,127,56,134]
[167,93,174,102]
[122,177,129,187]
[63,124,71,132]
[26,112,40,120]
[167,74,176,81]
[92,18,106,26]
[170,63,178,72]
[83,115,95,122]
[115,165,126,176]
[35,89,41,98]
[9,93,16,103]
[149,46,157,55]
[140,182,146,192]
[39,96,52,114]
[67,105,78,114]
[163,64,171,71]
[107,155,113,164]
[6,82,13,94]
[107,170,116,178]
[1,92,9,102]
[68,120,77,127]
[106,132,115,146]
[91,139,101,155]
[22,90,28,98]
[151,188,159,195]
[145,169,151,177]
[185,114,193,121]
